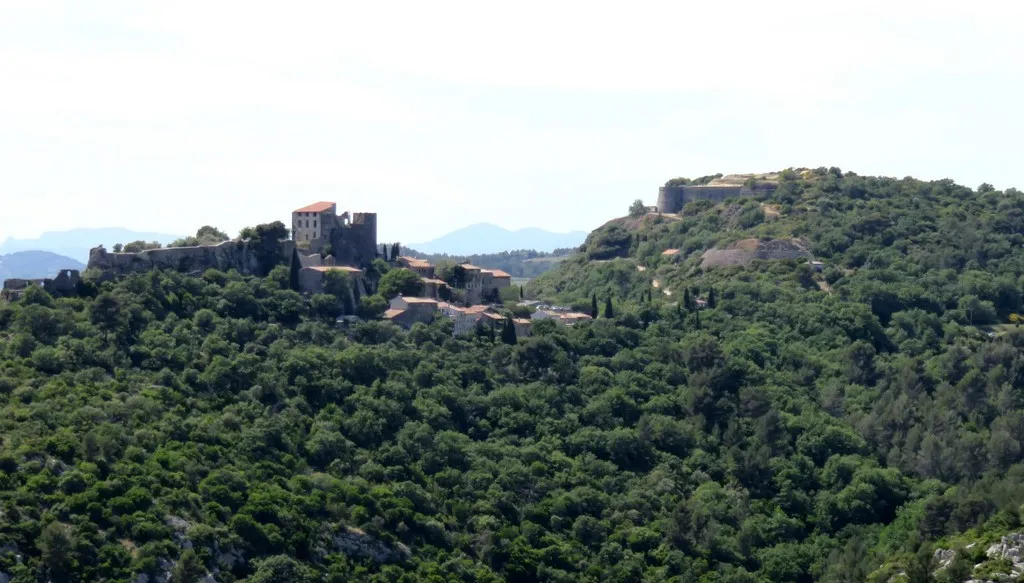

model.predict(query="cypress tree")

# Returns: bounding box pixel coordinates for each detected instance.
[392,242,400,260]
[381,244,389,261]
[501,317,518,345]
[591,293,599,319]
[520,285,524,299]
[708,287,717,309]
[683,288,691,311]
[288,248,301,292]
[604,297,614,319]
[694,309,701,330]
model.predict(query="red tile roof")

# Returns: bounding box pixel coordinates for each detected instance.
[421,278,448,285]
[662,249,680,256]
[399,256,432,268]
[384,308,406,319]
[464,305,490,314]
[399,296,438,305]
[307,265,362,273]
[483,269,512,278]
[294,201,336,213]
[459,263,482,271]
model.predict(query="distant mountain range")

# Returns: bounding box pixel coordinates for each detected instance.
[0,251,86,283]
[409,223,587,255]
[0,228,182,264]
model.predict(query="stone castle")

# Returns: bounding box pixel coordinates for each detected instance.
[291,202,377,267]
[656,176,778,214]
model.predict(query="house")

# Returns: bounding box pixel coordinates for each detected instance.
[809,260,825,272]
[292,201,337,243]
[530,309,592,326]
[481,268,512,289]
[397,256,435,278]
[386,295,438,328]
[662,249,681,256]
[513,318,533,338]
[695,298,708,308]
[420,277,449,300]
[476,311,504,332]
[439,303,479,336]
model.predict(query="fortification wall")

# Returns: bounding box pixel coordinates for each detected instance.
[657,184,774,214]
[328,212,377,267]
[88,239,296,279]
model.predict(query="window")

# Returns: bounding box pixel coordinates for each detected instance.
[314,220,317,228]
[305,220,309,228]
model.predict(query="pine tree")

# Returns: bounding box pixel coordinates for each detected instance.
[591,293,599,319]
[708,287,717,309]
[501,318,518,345]
[289,248,301,292]
[604,297,614,319]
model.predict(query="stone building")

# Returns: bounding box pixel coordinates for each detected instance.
[1,269,80,301]
[298,265,366,300]
[386,295,438,329]
[292,201,337,242]
[292,201,378,268]
[396,256,435,278]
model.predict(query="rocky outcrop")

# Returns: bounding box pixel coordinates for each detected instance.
[328,526,411,563]
[88,239,295,279]
[929,532,1024,582]
[701,238,813,268]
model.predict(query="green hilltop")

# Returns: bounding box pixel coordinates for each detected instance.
[1,167,1024,582]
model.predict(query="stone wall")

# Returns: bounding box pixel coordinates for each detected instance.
[88,239,295,279]
[327,212,377,267]
[1,269,80,301]
[657,184,774,214]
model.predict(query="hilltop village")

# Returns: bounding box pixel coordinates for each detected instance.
[2,201,595,335]
[289,202,593,336]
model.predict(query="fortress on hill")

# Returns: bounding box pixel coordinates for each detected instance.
[655,175,778,214]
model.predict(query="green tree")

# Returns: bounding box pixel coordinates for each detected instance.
[172,549,207,583]
[357,294,387,319]
[501,317,518,345]
[629,199,647,217]
[37,521,75,580]
[289,247,301,292]
[378,268,423,299]
[591,293,599,318]
[707,287,717,309]
[604,297,614,318]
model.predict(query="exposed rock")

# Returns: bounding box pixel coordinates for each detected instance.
[329,526,411,563]
[701,238,813,268]
[934,547,956,570]
[87,239,295,279]
[0,571,9,583]
[985,532,1024,575]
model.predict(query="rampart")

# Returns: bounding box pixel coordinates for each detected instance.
[656,184,775,214]
[1,269,81,301]
[87,239,296,279]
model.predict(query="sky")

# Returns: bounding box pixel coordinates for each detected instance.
[1,0,1022,245]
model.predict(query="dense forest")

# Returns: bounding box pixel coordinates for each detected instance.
[2,168,1024,582]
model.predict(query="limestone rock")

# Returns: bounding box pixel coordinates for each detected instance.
[329,526,411,563]
[701,237,813,268]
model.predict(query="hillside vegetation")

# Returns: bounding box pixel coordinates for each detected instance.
[1,168,1024,582]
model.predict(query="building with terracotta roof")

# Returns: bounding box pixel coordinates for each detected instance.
[662,248,681,256]
[397,256,435,278]
[386,295,438,328]
[513,318,533,338]
[293,202,337,242]
[290,201,378,268]
[420,277,449,300]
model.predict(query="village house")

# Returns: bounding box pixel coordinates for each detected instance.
[420,277,449,300]
[531,309,593,327]
[386,295,438,328]
[298,265,364,295]
[513,318,533,338]
[481,268,512,290]
[397,256,435,278]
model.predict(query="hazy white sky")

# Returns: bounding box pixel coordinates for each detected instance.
[1,1,1022,244]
